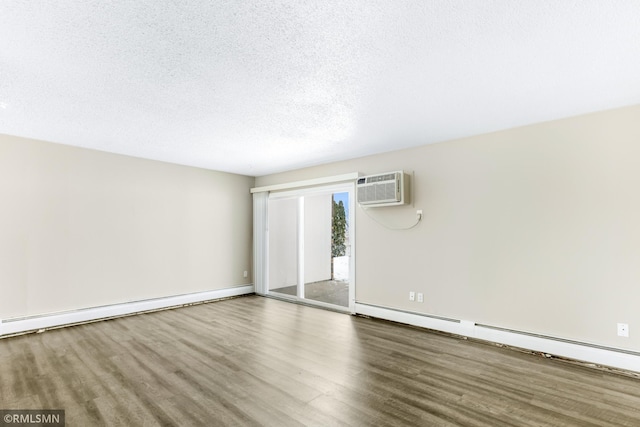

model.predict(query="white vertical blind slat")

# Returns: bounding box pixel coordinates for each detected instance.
[252,191,269,294]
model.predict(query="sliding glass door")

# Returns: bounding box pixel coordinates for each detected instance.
[267,184,354,312]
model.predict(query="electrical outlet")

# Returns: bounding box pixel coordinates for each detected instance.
[409,291,415,301]
[417,293,424,303]
[243,271,248,278]
[617,323,629,337]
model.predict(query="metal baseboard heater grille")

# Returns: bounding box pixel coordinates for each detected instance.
[357,302,640,358]
[476,323,640,357]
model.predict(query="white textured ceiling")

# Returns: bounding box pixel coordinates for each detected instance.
[1,1,640,176]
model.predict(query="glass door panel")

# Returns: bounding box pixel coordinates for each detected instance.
[303,192,350,307]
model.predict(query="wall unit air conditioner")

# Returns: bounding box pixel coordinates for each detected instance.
[356,171,409,207]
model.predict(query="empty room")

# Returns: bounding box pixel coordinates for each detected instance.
[1,1,640,426]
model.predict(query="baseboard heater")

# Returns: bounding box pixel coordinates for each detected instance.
[356,302,460,324]
[0,285,254,337]
[2,297,191,324]
[354,301,640,374]
[475,323,640,357]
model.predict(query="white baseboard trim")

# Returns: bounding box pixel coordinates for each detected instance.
[355,302,640,374]
[0,285,254,337]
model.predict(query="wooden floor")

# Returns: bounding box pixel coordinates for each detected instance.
[1,296,640,426]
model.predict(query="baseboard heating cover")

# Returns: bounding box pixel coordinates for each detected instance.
[355,302,640,374]
[0,285,254,337]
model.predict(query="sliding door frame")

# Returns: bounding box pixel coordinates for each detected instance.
[264,182,356,313]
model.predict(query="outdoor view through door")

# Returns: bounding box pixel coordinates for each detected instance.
[268,186,353,311]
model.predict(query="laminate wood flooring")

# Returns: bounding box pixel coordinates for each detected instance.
[1,295,639,426]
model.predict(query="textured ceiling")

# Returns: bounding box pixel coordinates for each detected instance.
[1,1,640,176]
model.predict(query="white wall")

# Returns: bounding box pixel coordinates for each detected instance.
[256,105,640,352]
[0,134,254,319]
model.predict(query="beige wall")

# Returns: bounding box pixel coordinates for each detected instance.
[0,134,254,319]
[256,105,640,352]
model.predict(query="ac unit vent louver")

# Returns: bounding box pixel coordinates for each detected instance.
[356,171,409,207]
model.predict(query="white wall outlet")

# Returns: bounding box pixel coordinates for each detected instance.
[243,271,248,278]
[409,291,415,301]
[617,323,629,337]
[417,293,424,302]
